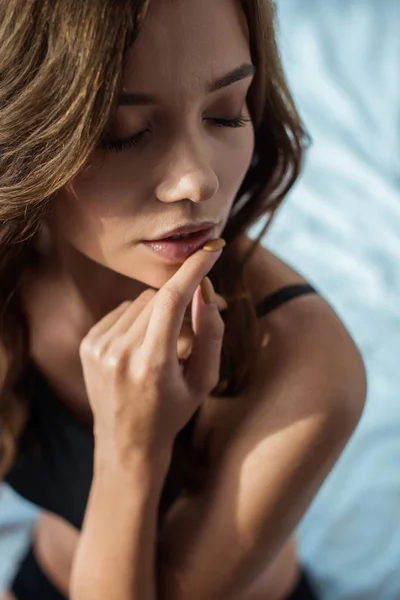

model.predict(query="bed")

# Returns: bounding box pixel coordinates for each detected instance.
[258,1,400,598]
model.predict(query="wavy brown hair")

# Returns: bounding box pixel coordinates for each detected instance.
[0,0,307,480]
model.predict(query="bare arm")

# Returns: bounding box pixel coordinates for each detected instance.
[69,242,225,600]
[70,452,167,600]
[68,241,366,600]
[69,295,365,600]
[158,294,366,600]
[70,294,365,600]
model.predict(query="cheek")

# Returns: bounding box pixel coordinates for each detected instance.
[66,156,144,219]
[53,155,146,238]
[219,127,255,204]
[51,179,132,257]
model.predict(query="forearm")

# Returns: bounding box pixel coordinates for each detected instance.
[159,404,362,599]
[70,451,168,600]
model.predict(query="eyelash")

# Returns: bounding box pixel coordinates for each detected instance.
[100,114,251,153]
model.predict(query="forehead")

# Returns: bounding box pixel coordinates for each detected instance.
[122,0,251,96]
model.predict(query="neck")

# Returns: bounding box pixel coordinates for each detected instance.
[37,226,151,327]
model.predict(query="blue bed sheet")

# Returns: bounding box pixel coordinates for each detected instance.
[258,1,400,598]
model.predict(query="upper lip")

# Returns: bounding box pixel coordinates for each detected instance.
[146,221,218,241]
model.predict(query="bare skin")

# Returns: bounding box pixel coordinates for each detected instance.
[19,0,256,425]
[5,239,366,599]
[10,239,301,600]
[7,238,364,599]
[3,0,366,598]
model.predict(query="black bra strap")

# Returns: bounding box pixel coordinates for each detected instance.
[255,283,317,318]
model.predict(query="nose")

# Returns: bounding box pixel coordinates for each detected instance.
[155,137,219,204]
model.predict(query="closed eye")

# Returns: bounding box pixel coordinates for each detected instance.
[99,114,251,153]
[207,115,251,128]
[99,129,150,153]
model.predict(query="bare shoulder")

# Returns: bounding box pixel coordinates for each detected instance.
[194,235,367,459]
[236,235,366,402]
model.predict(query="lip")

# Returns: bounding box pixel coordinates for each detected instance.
[146,221,218,242]
[142,225,217,263]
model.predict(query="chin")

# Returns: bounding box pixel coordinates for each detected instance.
[118,254,183,290]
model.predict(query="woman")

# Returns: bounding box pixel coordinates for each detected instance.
[0,0,366,599]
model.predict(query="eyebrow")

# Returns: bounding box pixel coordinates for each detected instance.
[117,63,256,106]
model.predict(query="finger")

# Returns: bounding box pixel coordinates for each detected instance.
[84,300,132,340]
[140,239,225,362]
[84,290,156,344]
[215,293,228,312]
[176,295,224,360]
[104,289,157,339]
[178,293,225,361]
[124,241,226,348]
[185,279,224,394]
[121,297,195,360]
[177,319,194,360]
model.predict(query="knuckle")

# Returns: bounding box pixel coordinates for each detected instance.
[80,339,108,362]
[79,336,89,357]
[103,344,130,373]
[79,335,96,359]
[119,300,132,310]
[132,353,170,384]
[80,336,126,370]
[138,288,157,304]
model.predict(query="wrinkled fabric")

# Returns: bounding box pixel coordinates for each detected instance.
[256,1,400,599]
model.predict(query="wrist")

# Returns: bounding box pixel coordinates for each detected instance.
[94,437,172,490]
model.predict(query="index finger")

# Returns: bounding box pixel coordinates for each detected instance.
[141,238,225,363]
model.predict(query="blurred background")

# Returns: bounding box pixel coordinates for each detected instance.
[1,0,399,598]
[261,1,400,598]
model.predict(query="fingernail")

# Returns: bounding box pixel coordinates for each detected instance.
[202,238,226,252]
[200,276,216,304]
[177,339,193,360]
[216,295,228,311]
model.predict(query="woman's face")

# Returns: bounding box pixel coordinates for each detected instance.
[52,0,255,289]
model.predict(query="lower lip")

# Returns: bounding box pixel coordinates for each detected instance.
[142,227,216,262]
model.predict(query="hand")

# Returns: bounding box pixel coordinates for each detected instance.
[177,291,227,360]
[79,241,225,467]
